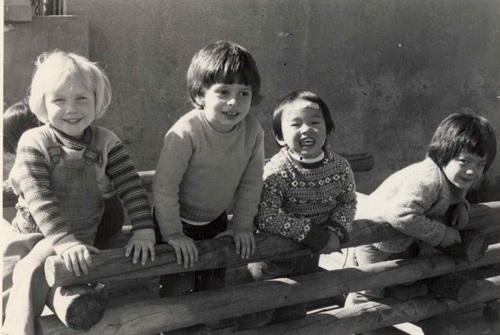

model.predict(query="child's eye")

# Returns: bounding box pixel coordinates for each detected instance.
[241,91,250,97]
[218,90,229,95]
[52,98,65,103]
[478,162,486,168]
[77,96,88,101]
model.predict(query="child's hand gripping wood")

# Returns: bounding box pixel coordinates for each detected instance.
[165,233,198,268]
[125,236,156,266]
[320,231,341,255]
[439,226,462,248]
[61,244,101,277]
[215,229,256,259]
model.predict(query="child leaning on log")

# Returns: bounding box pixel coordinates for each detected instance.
[237,90,357,330]
[346,111,497,306]
[3,100,125,246]
[2,50,156,335]
[152,41,264,298]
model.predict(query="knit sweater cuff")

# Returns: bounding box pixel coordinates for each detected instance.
[52,234,82,256]
[302,224,330,253]
[231,215,255,231]
[431,221,448,247]
[131,228,156,242]
[158,223,184,241]
[325,220,350,243]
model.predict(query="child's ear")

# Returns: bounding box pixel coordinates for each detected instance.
[195,95,204,107]
[276,138,286,147]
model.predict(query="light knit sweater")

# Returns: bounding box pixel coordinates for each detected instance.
[256,144,357,252]
[363,157,469,253]
[153,110,264,238]
[9,125,155,254]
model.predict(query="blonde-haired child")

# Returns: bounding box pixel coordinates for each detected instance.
[3,50,155,334]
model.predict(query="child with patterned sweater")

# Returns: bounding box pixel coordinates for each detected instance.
[3,51,155,335]
[239,90,356,329]
[347,111,497,305]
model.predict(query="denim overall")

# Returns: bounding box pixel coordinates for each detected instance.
[3,127,106,335]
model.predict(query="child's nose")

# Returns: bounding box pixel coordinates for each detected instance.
[227,98,237,106]
[466,168,477,176]
[65,102,77,113]
[301,124,313,133]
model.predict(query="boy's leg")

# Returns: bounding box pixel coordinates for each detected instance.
[271,254,320,323]
[94,194,125,245]
[345,244,392,306]
[3,238,54,335]
[237,254,320,330]
[190,212,228,293]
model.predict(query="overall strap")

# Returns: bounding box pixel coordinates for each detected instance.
[46,127,62,165]
[84,126,103,167]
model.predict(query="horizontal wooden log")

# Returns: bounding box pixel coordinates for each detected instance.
[436,230,487,262]
[385,282,428,301]
[233,276,500,335]
[38,244,500,334]
[483,299,500,322]
[46,233,312,287]
[46,285,107,331]
[424,273,476,302]
[45,202,500,287]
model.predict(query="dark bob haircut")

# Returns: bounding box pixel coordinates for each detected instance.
[427,111,497,173]
[187,41,262,108]
[4,101,43,155]
[272,90,335,144]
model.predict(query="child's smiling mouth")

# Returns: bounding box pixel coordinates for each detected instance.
[222,111,240,117]
[64,118,83,124]
[300,138,316,147]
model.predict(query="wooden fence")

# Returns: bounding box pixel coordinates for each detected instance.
[4,153,500,334]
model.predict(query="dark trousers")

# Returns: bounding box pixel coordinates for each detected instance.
[156,212,228,296]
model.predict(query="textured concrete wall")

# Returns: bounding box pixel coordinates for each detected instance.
[4,16,89,107]
[7,0,500,199]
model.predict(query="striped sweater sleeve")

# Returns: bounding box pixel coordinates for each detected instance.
[13,145,80,252]
[106,143,155,233]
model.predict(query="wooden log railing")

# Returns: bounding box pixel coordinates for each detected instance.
[45,201,500,287]
[38,244,500,335]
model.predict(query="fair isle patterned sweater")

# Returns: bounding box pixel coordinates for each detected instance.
[256,145,356,252]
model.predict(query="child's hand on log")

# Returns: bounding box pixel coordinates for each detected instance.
[439,226,462,248]
[166,233,198,268]
[215,229,255,259]
[450,202,469,230]
[320,232,340,255]
[125,237,155,266]
[61,244,101,277]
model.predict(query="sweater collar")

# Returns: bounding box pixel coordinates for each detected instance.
[50,125,92,150]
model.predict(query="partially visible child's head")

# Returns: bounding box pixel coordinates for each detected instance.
[272,90,335,160]
[3,101,42,154]
[187,41,262,108]
[428,111,497,171]
[28,50,112,138]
